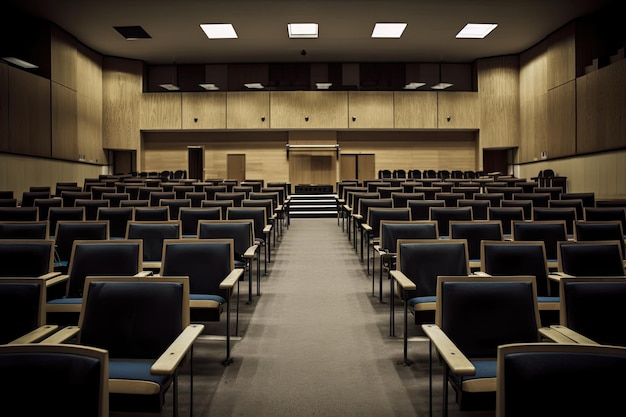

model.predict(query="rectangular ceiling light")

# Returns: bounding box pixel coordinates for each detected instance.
[199,83,220,90]
[456,23,498,39]
[1,57,38,69]
[315,82,332,90]
[431,82,454,90]
[244,82,264,89]
[372,23,407,38]
[200,23,238,39]
[288,23,319,38]
[158,83,180,91]
[403,82,426,90]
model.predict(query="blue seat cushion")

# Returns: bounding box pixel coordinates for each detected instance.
[190,293,225,304]
[407,296,436,308]
[109,359,171,386]
[47,297,82,305]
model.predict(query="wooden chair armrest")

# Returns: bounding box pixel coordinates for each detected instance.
[538,326,580,344]
[263,225,272,234]
[390,270,416,290]
[219,268,244,290]
[352,214,363,221]
[361,224,372,232]
[243,245,259,258]
[472,271,491,277]
[151,323,205,374]
[135,270,154,277]
[39,326,80,343]
[548,325,599,345]
[9,325,59,344]
[40,272,62,280]
[422,323,475,376]
[45,274,69,288]
[549,272,572,282]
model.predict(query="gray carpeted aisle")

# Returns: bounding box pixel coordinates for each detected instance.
[167,217,494,417]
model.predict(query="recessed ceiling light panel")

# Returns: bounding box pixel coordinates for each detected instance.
[431,82,454,90]
[288,23,319,38]
[244,83,264,89]
[2,57,38,69]
[199,83,220,90]
[372,23,407,38]
[158,83,180,91]
[315,82,332,89]
[200,23,238,39]
[113,25,151,40]
[403,82,426,90]
[456,23,498,39]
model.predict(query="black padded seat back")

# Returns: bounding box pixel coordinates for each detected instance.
[438,278,540,358]
[351,193,381,216]
[558,241,625,276]
[173,185,195,199]
[33,198,63,221]
[429,206,473,237]
[412,187,443,200]
[126,221,181,262]
[80,280,184,358]
[549,198,584,220]
[198,220,254,263]
[379,221,438,253]
[512,192,551,208]
[449,221,503,261]
[226,207,267,244]
[458,199,490,220]
[378,187,403,199]
[90,186,116,200]
[179,207,221,236]
[392,192,425,207]
[0,207,38,221]
[215,192,246,207]
[561,192,595,208]
[0,221,49,239]
[0,278,45,343]
[96,207,133,239]
[66,240,142,298]
[574,220,625,259]
[54,221,109,264]
[101,192,130,208]
[512,220,567,260]
[497,343,626,417]
[532,207,577,235]
[485,186,522,200]
[75,199,110,221]
[20,191,51,207]
[61,191,92,207]
[501,199,533,220]
[367,208,411,239]
[487,207,524,236]
[133,206,169,221]
[49,207,85,237]
[397,239,469,300]
[584,207,626,233]
[560,277,626,346]
[161,239,233,297]
[481,241,551,297]
[359,199,393,223]
[159,198,191,220]
[148,191,175,207]
[203,185,228,199]
[242,199,274,222]
[202,200,234,219]
[407,199,445,221]
[0,239,54,277]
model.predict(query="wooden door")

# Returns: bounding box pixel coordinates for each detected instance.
[227,154,246,183]
[187,146,204,181]
[340,153,375,181]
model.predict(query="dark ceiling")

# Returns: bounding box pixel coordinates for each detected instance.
[4,0,620,65]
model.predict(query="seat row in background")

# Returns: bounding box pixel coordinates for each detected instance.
[335,177,626,415]
[377,169,484,180]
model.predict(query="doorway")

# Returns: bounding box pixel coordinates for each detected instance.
[227,154,246,182]
[187,146,204,181]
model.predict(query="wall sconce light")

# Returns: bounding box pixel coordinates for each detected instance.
[352,116,357,122]
[261,116,266,122]
[304,116,309,122]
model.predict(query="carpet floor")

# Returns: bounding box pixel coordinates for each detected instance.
[150,217,495,417]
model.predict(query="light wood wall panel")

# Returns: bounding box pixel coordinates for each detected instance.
[546,80,576,158]
[393,92,438,129]
[0,62,8,151]
[519,41,548,163]
[8,67,51,157]
[76,44,104,164]
[577,58,626,154]
[546,22,576,89]
[477,56,520,149]
[270,91,348,129]
[51,83,78,160]
[182,92,226,129]
[141,131,289,182]
[437,92,479,128]
[338,131,477,180]
[0,153,104,200]
[519,149,626,199]
[348,91,394,128]
[227,92,270,129]
[140,93,182,130]
[102,57,143,150]
[51,25,77,91]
